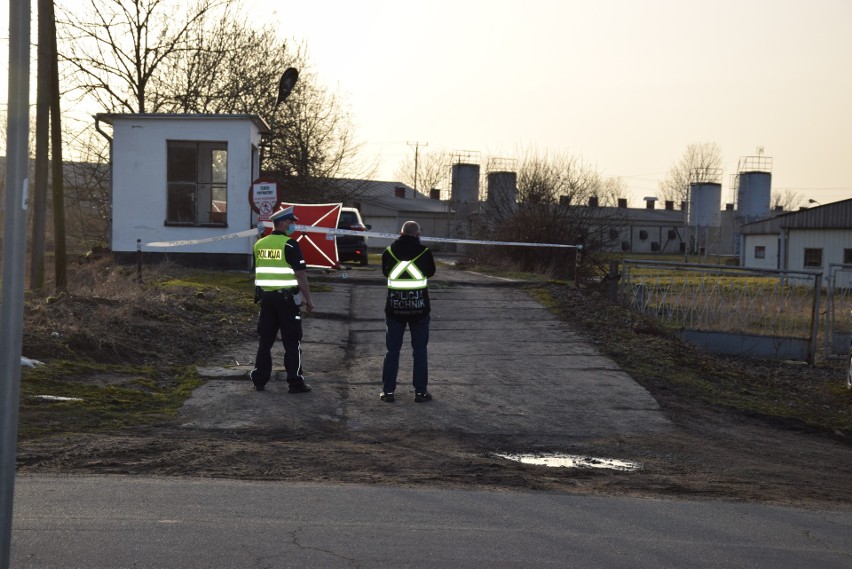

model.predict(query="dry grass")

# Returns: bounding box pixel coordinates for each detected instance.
[18,260,258,439]
[537,281,852,438]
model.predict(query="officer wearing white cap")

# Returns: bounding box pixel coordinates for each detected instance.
[250,206,314,393]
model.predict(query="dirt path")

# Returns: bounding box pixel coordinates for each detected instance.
[16,264,852,508]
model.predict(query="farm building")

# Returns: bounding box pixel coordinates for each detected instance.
[739,198,852,286]
[339,179,451,250]
[96,113,268,269]
[584,198,689,255]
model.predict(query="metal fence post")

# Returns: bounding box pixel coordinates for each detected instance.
[824,267,833,359]
[809,273,821,366]
[607,261,619,303]
[136,239,143,284]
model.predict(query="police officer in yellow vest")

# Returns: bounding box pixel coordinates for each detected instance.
[380,220,436,403]
[250,206,314,393]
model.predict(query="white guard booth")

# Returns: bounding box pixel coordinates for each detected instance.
[96,113,269,270]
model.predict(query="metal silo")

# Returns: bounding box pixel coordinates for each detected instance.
[733,153,772,262]
[450,155,481,252]
[486,171,517,212]
[688,182,722,257]
[735,155,772,223]
[688,182,722,227]
[451,162,480,209]
[737,171,772,222]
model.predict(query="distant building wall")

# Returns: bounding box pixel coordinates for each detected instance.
[788,228,852,274]
[741,233,779,270]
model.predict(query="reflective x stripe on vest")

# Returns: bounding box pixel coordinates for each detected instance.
[387,247,428,290]
[255,235,298,290]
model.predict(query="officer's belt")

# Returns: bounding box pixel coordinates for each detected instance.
[266,288,295,297]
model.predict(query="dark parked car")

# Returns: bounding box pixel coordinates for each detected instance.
[337,207,371,266]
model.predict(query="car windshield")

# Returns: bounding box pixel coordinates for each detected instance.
[339,212,359,226]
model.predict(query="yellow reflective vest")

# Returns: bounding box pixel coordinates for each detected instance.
[386,247,429,290]
[254,234,298,291]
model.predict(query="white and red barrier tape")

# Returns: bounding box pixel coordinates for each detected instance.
[145,225,581,250]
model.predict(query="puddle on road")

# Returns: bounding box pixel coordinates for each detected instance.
[494,452,641,471]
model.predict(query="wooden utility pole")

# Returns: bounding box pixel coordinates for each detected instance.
[407,141,428,197]
[49,0,67,290]
[30,0,52,289]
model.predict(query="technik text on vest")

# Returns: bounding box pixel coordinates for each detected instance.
[390,290,426,310]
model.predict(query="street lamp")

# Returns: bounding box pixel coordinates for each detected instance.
[277,67,299,106]
[808,199,822,206]
[261,67,299,175]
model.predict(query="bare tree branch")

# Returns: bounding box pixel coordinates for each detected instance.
[56,0,372,205]
[58,0,228,113]
[394,150,451,195]
[659,142,723,204]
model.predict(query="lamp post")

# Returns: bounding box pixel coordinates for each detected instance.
[262,67,299,174]
[254,68,299,234]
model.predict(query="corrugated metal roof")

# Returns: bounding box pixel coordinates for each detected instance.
[740,198,852,234]
[585,205,686,224]
[339,178,449,214]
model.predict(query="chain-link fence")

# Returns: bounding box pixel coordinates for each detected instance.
[617,259,822,363]
[825,264,852,360]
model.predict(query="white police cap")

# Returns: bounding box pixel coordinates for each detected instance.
[270,206,298,223]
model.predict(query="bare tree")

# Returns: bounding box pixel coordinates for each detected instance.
[265,69,375,203]
[770,188,804,212]
[659,142,723,204]
[58,0,371,205]
[472,150,623,277]
[61,127,112,254]
[153,11,295,116]
[393,150,451,196]
[155,20,375,199]
[58,0,229,113]
[597,177,628,207]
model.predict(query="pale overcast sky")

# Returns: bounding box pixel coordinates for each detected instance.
[3,0,851,207]
[246,0,852,206]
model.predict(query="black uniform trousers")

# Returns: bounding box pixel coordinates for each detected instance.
[253,290,303,388]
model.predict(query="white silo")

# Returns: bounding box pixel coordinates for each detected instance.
[688,182,722,256]
[688,182,722,228]
[733,154,773,263]
[450,157,480,252]
[737,171,772,222]
[735,155,772,222]
[451,162,480,209]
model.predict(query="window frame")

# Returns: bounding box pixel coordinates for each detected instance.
[754,245,766,259]
[165,140,228,227]
[803,247,823,268]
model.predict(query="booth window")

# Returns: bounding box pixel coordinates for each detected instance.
[166,141,228,226]
[803,248,823,268]
[754,245,766,259]
[844,248,852,265]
